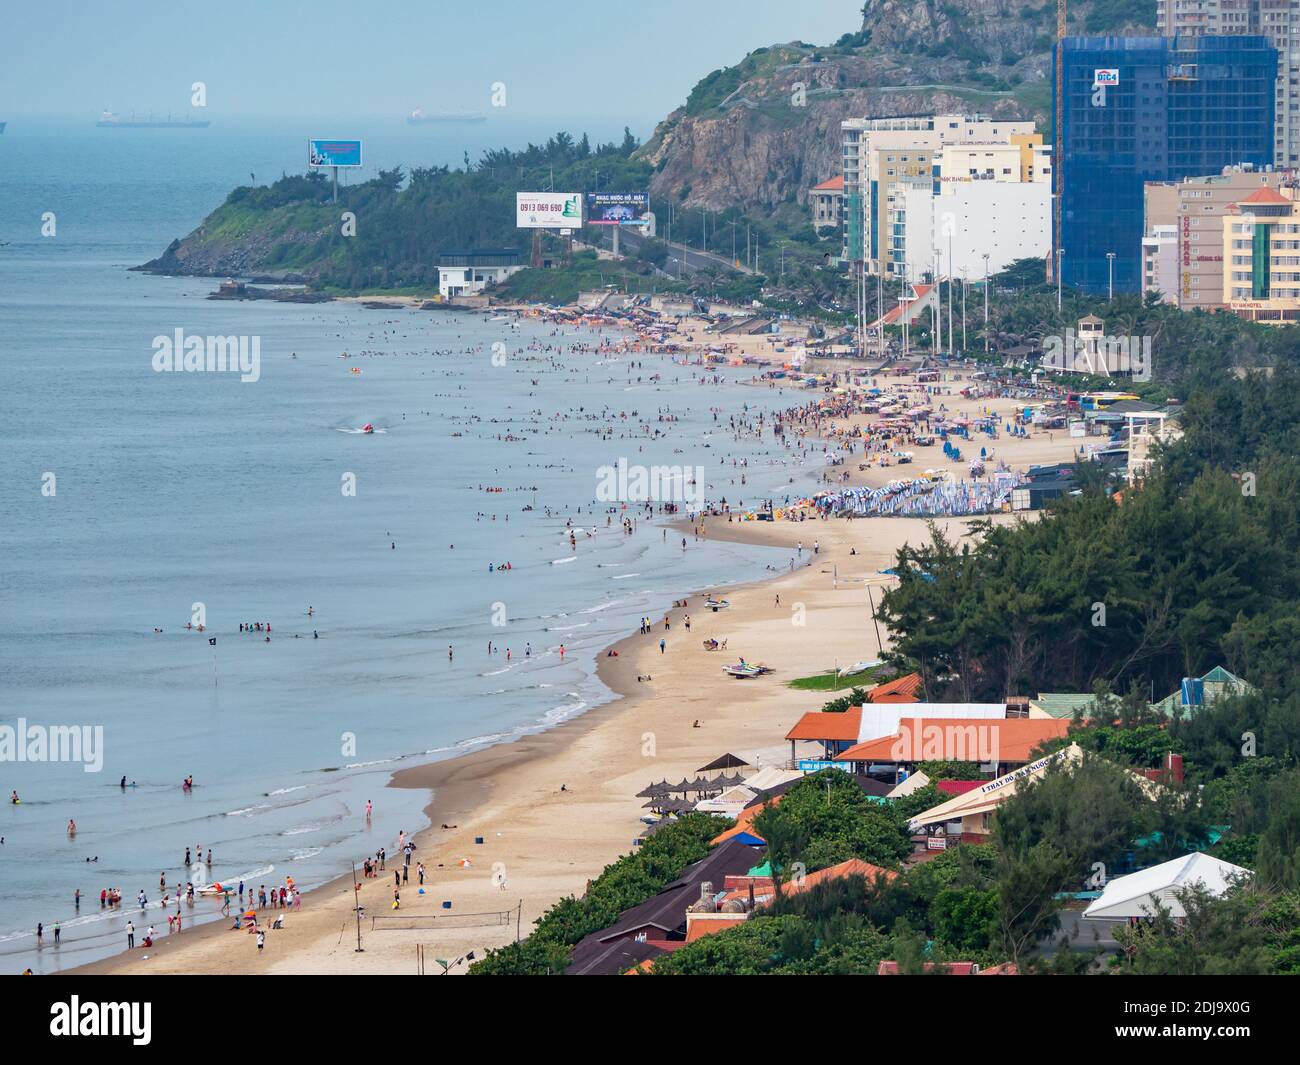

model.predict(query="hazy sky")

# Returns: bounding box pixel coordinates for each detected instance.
[2,0,858,126]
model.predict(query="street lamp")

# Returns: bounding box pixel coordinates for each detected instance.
[1106,251,1116,301]
[960,270,967,353]
[982,253,990,356]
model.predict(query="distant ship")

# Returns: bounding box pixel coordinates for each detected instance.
[97,110,210,129]
[406,108,486,125]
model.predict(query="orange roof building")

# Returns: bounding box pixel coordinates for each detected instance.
[866,671,924,703]
[784,705,862,762]
[782,858,898,896]
[835,717,1070,772]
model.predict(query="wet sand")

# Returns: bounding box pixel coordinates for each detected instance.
[70,374,1081,975]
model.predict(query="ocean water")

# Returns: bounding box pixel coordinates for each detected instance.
[0,118,821,972]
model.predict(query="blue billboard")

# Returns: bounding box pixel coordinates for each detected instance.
[586,191,649,225]
[308,139,363,168]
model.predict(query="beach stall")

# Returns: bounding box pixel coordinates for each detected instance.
[1082,853,1250,921]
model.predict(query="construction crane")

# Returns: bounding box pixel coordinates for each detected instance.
[1052,0,1066,284]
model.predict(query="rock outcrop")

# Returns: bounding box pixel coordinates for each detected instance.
[640,0,1154,212]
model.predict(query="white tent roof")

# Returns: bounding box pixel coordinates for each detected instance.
[694,785,756,814]
[858,703,1008,744]
[745,766,803,792]
[1083,852,1250,920]
[887,770,931,798]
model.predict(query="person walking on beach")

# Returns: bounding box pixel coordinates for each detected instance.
[418,862,425,886]
[659,638,666,654]
[126,921,135,949]
[256,929,266,953]
[53,921,60,945]
[36,923,42,946]
[365,799,372,819]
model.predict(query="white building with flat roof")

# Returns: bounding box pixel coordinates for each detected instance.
[840,114,1040,273]
[892,177,1051,281]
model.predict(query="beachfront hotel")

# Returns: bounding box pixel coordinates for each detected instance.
[838,114,1040,276]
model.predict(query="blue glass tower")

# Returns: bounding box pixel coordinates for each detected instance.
[1056,35,1275,295]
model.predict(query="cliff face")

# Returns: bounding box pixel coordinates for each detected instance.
[640,0,1154,213]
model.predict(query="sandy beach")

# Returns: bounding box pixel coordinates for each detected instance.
[71,365,1081,976]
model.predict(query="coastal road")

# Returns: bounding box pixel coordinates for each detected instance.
[590,224,755,278]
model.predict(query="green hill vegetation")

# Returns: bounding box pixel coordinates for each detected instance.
[144,130,656,293]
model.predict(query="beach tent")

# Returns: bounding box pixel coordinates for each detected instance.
[698,753,751,772]
[1083,853,1250,920]
[886,770,931,798]
[744,766,803,792]
[694,785,758,816]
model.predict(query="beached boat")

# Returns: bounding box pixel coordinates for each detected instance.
[723,661,771,679]
[704,597,730,611]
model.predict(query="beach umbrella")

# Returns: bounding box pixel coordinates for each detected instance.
[671,778,692,792]
[688,776,712,792]
[635,780,668,798]
[697,753,750,772]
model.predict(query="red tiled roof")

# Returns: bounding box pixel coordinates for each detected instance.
[867,672,923,703]
[1238,185,1290,205]
[875,285,935,328]
[936,780,984,796]
[878,961,980,975]
[834,717,1070,765]
[684,912,749,942]
[812,175,845,191]
[978,962,1019,975]
[709,796,781,846]
[785,705,862,742]
[784,858,898,894]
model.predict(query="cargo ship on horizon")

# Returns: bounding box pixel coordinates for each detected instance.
[97,110,210,129]
[406,108,486,125]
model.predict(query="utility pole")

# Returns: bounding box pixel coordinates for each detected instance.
[961,271,967,353]
[982,253,990,356]
[932,254,941,353]
[947,231,954,358]
[877,269,884,360]
[352,861,364,953]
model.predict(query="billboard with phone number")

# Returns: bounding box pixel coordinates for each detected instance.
[516,192,582,228]
[308,139,363,167]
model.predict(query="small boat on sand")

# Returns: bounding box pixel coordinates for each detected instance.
[705,597,730,611]
[723,660,771,679]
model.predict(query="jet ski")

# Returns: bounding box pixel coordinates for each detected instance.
[362,423,375,434]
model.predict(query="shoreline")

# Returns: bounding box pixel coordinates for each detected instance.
[66,356,1081,975]
[65,521,810,975]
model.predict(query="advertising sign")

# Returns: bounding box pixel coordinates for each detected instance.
[1093,68,1120,87]
[308,139,363,167]
[516,192,582,229]
[585,191,650,225]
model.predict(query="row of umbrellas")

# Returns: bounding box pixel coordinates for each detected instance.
[636,773,745,799]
